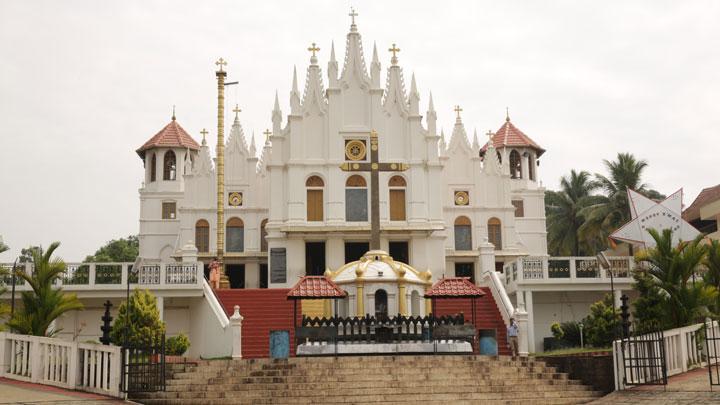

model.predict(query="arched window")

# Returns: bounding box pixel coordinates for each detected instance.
[306,176,324,221]
[528,153,535,181]
[226,217,244,252]
[163,150,176,181]
[388,176,406,221]
[454,216,472,251]
[150,153,157,182]
[509,150,522,179]
[375,289,388,319]
[260,219,268,252]
[410,290,421,316]
[488,217,502,250]
[497,151,502,164]
[345,175,368,221]
[195,219,209,253]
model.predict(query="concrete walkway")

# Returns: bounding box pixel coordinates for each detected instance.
[592,367,720,404]
[0,378,127,404]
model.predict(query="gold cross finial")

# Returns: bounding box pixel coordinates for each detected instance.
[389,43,401,58]
[263,129,272,140]
[454,105,463,119]
[233,104,241,115]
[215,58,227,72]
[200,128,209,142]
[349,7,358,25]
[308,42,320,57]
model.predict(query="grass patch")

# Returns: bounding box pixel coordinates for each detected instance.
[533,347,611,357]
[200,355,232,360]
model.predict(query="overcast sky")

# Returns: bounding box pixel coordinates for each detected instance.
[1,1,718,261]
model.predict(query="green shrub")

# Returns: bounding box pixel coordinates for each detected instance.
[550,322,564,339]
[165,332,190,356]
[558,321,582,346]
[110,289,165,347]
[583,294,620,347]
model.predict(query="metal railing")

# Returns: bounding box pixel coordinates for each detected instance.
[504,255,636,290]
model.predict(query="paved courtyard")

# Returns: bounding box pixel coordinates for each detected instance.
[592,367,720,404]
[0,377,126,404]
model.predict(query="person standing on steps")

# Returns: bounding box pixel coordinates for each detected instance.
[507,317,519,358]
[209,257,221,290]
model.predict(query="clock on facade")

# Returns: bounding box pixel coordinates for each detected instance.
[228,192,243,207]
[454,191,470,206]
[345,139,367,161]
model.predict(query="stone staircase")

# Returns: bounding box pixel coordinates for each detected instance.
[132,355,604,404]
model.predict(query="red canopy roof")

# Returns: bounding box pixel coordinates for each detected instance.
[136,119,200,158]
[481,118,545,157]
[287,276,347,300]
[425,277,486,298]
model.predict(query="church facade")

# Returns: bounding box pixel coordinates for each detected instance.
[136,17,548,300]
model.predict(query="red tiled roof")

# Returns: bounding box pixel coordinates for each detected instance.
[481,118,545,157]
[683,184,720,222]
[425,277,486,298]
[136,119,200,158]
[287,276,347,300]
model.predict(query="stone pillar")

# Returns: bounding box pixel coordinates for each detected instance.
[181,241,198,263]
[478,238,495,277]
[398,268,407,316]
[613,289,622,310]
[514,309,529,357]
[356,280,365,317]
[230,305,244,359]
[525,290,535,353]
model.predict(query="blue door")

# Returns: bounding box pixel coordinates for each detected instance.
[269,330,290,359]
[479,329,498,355]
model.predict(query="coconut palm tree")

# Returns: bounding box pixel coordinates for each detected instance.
[580,153,663,254]
[636,229,713,328]
[545,170,602,255]
[6,242,83,336]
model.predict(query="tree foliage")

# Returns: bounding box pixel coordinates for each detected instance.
[583,294,620,347]
[7,242,84,336]
[84,235,139,263]
[110,289,166,347]
[165,332,190,356]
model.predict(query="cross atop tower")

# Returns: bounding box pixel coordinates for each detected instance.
[388,43,400,65]
[307,42,320,57]
[349,7,358,25]
[486,130,495,145]
[263,129,272,142]
[200,128,209,144]
[215,57,227,72]
[454,105,463,119]
[232,104,241,117]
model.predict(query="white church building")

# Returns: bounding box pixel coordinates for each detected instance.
[2,13,642,355]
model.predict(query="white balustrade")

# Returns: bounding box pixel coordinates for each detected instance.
[0,332,122,397]
[612,320,719,390]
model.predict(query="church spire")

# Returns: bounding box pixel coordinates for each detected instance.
[439,128,447,156]
[272,90,282,135]
[301,42,327,114]
[382,42,408,116]
[340,7,370,88]
[426,91,437,136]
[408,72,420,115]
[472,128,480,152]
[290,66,301,115]
[249,131,257,157]
[371,41,381,88]
[328,40,338,87]
[227,105,249,155]
[448,105,472,153]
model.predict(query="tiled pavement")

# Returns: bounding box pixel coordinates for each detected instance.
[591,367,720,404]
[0,377,127,404]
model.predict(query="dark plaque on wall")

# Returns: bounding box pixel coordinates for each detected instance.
[270,248,287,284]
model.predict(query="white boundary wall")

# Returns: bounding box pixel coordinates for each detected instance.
[0,332,122,398]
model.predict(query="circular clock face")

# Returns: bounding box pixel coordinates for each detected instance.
[454,191,470,206]
[345,140,367,161]
[229,192,243,207]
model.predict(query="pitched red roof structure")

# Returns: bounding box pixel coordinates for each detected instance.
[481,118,545,157]
[136,118,200,158]
[425,277,486,298]
[683,184,720,222]
[287,276,347,300]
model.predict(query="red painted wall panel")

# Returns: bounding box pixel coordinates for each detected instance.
[215,289,302,359]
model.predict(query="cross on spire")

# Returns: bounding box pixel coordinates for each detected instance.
[486,130,495,145]
[233,104,241,116]
[263,129,272,141]
[388,43,400,65]
[215,57,227,72]
[200,128,209,144]
[307,42,320,57]
[454,105,463,119]
[349,7,358,25]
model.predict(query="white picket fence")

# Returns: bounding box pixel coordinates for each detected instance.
[612,320,719,390]
[0,332,122,398]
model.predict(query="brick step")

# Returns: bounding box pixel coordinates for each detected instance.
[136,398,600,405]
